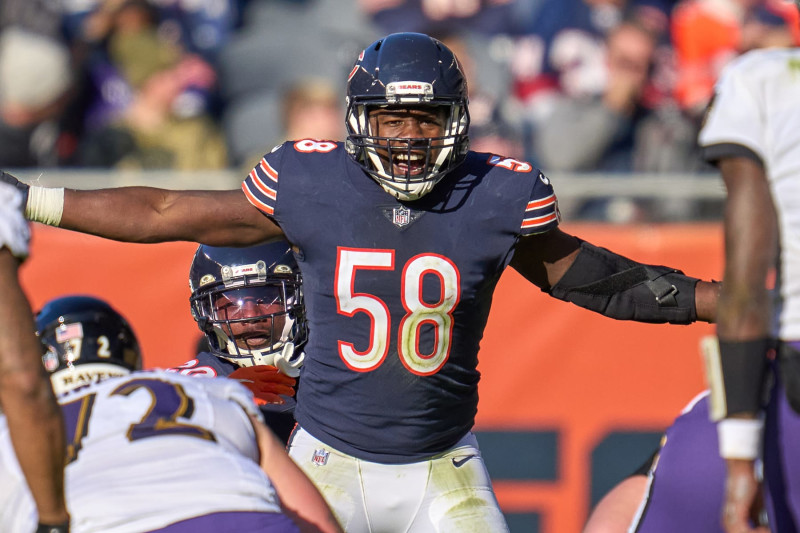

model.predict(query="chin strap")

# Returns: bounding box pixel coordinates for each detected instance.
[273,342,305,378]
[212,324,305,375]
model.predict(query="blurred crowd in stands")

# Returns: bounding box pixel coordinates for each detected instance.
[1,0,797,218]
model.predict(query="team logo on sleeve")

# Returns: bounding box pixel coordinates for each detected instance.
[487,155,533,173]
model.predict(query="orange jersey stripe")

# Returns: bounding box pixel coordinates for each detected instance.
[242,183,274,215]
[248,171,277,201]
[259,158,278,182]
[521,212,558,228]
[526,194,556,211]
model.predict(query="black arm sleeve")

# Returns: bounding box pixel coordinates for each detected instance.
[548,241,699,324]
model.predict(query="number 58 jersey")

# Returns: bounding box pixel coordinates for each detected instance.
[243,141,559,463]
[61,370,282,533]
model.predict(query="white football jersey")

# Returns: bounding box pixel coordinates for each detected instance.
[699,48,800,341]
[0,183,29,260]
[0,414,37,533]
[62,370,282,533]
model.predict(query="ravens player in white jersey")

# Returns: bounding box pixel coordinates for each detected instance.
[0,295,141,533]
[0,179,69,532]
[0,295,341,533]
[584,3,800,530]
[168,241,306,443]
[698,3,800,530]
[2,32,720,531]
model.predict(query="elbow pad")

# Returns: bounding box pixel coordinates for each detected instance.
[548,241,699,324]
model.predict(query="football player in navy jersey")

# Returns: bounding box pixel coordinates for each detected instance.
[168,241,306,443]
[3,32,720,531]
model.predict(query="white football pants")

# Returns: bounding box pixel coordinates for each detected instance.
[288,428,509,533]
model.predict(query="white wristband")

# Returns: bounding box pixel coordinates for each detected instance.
[718,418,764,459]
[26,186,64,226]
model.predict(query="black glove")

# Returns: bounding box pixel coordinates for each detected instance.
[36,520,70,533]
[0,171,29,207]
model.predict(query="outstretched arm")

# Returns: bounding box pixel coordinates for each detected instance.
[511,227,719,323]
[61,188,282,246]
[509,228,582,289]
[2,172,283,246]
[250,414,343,533]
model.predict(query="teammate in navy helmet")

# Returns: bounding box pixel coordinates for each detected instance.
[168,240,306,443]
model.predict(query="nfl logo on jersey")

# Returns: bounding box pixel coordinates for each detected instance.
[312,448,330,467]
[392,206,410,227]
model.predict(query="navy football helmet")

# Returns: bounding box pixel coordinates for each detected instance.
[345,32,470,201]
[189,241,307,373]
[36,295,142,395]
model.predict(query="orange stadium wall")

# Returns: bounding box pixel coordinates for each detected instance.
[20,223,722,533]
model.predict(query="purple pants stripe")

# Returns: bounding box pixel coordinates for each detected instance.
[764,366,800,533]
[148,511,301,533]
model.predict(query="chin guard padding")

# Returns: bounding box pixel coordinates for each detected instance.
[549,241,699,323]
[274,342,304,378]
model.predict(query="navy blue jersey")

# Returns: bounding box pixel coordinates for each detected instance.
[167,352,293,411]
[168,351,239,378]
[243,140,559,462]
[167,352,296,443]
